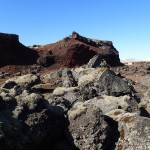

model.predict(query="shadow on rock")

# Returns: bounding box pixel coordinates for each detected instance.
[140,107,150,118]
[103,115,120,150]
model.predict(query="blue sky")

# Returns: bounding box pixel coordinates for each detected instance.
[0,0,150,60]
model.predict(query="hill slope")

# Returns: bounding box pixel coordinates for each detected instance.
[36,32,121,68]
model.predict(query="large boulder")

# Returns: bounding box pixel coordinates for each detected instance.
[67,100,119,150]
[106,109,150,150]
[96,69,133,96]
[77,69,133,97]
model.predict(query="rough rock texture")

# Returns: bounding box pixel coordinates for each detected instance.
[45,62,150,150]
[139,75,150,87]
[2,74,40,88]
[139,88,150,116]
[0,75,67,150]
[67,101,118,150]
[0,32,38,67]
[87,95,138,114]
[96,69,133,96]
[106,109,150,150]
[0,62,150,150]
[86,54,109,68]
[44,67,133,97]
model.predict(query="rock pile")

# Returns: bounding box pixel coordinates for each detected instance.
[0,32,149,150]
[0,56,149,150]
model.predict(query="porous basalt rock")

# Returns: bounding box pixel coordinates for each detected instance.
[96,69,133,96]
[2,74,40,88]
[67,100,119,150]
[0,75,67,150]
[106,109,150,150]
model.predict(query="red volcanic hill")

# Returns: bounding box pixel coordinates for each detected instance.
[34,32,121,69]
[0,32,122,75]
[0,33,38,67]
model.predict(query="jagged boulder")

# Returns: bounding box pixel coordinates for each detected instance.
[86,54,109,68]
[77,69,133,97]
[95,69,133,96]
[67,100,119,150]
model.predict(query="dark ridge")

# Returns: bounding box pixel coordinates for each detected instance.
[0,33,38,67]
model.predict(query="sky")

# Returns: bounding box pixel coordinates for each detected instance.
[0,0,150,60]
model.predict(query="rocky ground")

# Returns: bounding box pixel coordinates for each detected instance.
[0,32,150,150]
